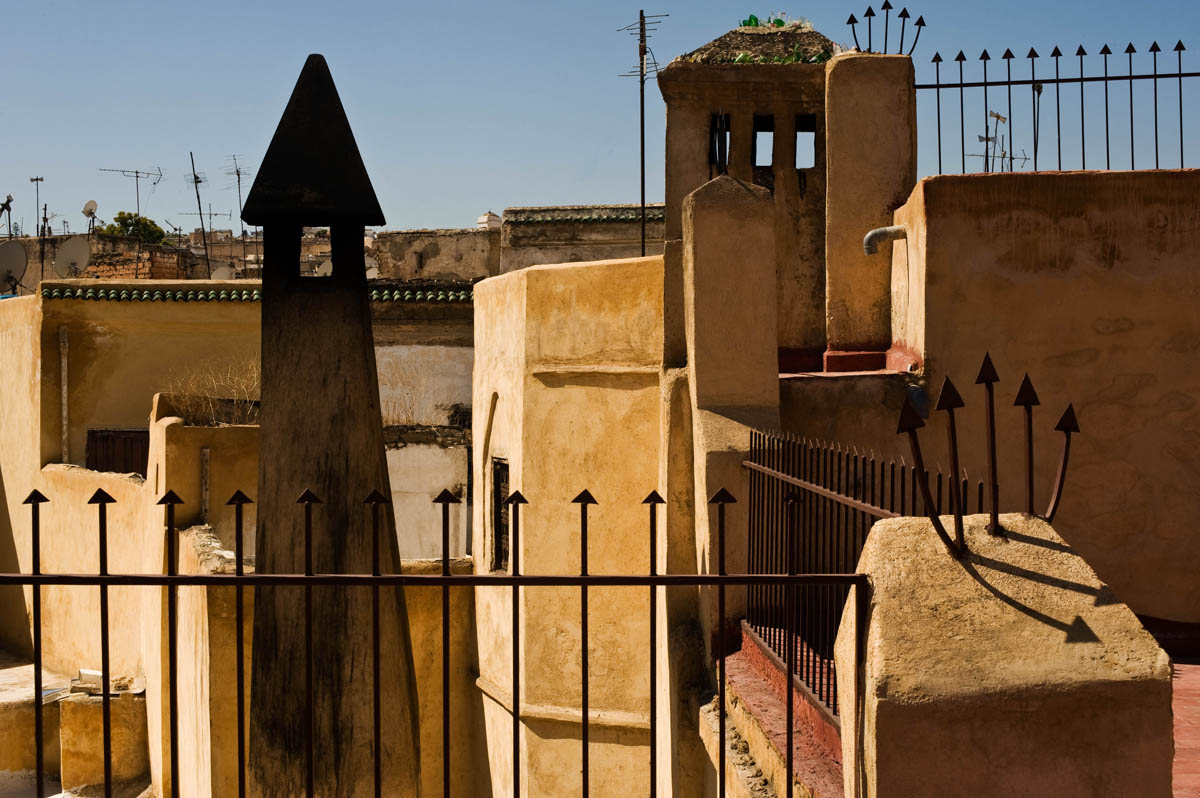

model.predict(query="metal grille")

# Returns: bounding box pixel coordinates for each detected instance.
[3,485,866,798]
[745,430,982,716]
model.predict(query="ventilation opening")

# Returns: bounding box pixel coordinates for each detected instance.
[491,457,510,572]
[709,113,731,178]
[796,114,817,170]
[752,114,775,191]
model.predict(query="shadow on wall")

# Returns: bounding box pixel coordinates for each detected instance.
[0,464,33,656]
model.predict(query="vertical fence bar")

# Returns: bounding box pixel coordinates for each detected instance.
[1030,51,1039,170]
[935,55,944,173]
[1006,52,1014,171]
[440,495,454,798]
[714,491,731,798]
[510,492,526,798]
[958,53,966,172]
[1179,43,1186,168]
[91,491,113,798]
[26,492,47,798]
[366,493,383,798]
[1154,44,1161,168]
[646,491,663,798]
[230,491,251,798]
[160,491,182,798]
[1079,48,1087,170]
[1129,46,1137,169]
[1104,47,1112,168]
[1054,48,1063,169]
[574,490,596,798]
[301,492,316,798]
[982,54,990,172]
[785,494,797,798]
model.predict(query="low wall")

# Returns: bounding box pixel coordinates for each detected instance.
[835,513,1172,797]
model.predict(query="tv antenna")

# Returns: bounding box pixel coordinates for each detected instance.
[163,219,185,247]
[0,195,12,238]
[179,206,233,228]
[0,240,28,293]
[226,155,253,268]
[29,177,43,235]
[187,152,212,276]
[618,10,667,256]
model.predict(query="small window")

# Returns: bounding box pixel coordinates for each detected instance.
[491,458,510,572]
[86,429,150,476]
[709,113,731,178]
[795,114,817,170]
[752,115,775,191]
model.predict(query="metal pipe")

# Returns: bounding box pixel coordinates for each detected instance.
[862,224,907,255]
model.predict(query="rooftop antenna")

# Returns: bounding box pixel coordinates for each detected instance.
[29,177,43,238]
[226,155,253,269]
[163,219,184,247]
[619,9,667,257]
[82,200,98,237]
[98,166,163,263]
[0,195,12,238]
[187,153,212,277]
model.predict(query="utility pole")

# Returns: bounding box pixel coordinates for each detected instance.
[188,152,212,277]
[29,177,43,236]
[228,156,253,272]
[619,11,666,256]
[40,203,48,283]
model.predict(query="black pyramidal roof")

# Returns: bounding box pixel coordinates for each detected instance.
[242,54,385,227]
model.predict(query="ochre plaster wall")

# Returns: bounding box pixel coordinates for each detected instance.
[824,53,916,353]
[659,61,828,358]
[785,169,1200,622]
[835,514,1172,797]
[473,256,665,796]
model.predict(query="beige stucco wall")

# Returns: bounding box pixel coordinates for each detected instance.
[473,256,664,795]
[38,283,260,470]
[387,444,470,559]
[377,343,473,427]
[785,169,1200,622]
[835,513,1172,797]
[659,60,828,359]
[824,53,916,353]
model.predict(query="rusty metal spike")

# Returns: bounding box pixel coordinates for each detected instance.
[708,488,737,504]
[900,407,961,557]
[1050,45,1063,58]
[897,398,925,433]
[642,491,665,505]
[898,7,910,18]
[572,489,598,505]
[433,489,461,504]
[506,490,528,505]
[296,488,322,504]
[23,489,49,504]
[1055,404,1080,433]
[362,489,388,504]
[975,353,999,384]
[89,488,118,505]
[935,377,965,411]
[227,489,254,505]
[1013,374,1041,407]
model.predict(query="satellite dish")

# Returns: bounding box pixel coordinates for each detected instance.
[82,200,98,219]
[315,259,333,277]
[210,266,234,280]
[54,237,91,277]
[0,241,28,289]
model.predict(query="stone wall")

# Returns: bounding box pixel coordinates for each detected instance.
[499,205,665,272]
[373,229,500,281]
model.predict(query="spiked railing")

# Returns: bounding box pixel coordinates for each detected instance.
[898,353,1080,557]
[917,34,1194,174]
[2,485,864,798]
[847,5,926,56]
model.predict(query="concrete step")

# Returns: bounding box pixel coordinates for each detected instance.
[698,634,844,798]
[0,649,71,781]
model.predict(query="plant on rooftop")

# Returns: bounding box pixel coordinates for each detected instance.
[164,355,260,426]
[98,211,166,245]
[739,12,812,29]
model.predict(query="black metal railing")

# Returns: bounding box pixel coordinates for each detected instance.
[2,486,866,798]
[746,354,1079,726]
[745,430,981,719]
[917,39,1195,174]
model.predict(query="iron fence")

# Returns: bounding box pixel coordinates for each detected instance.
[745,430,983,718]
[1,486,866,798]
[916,38,1195,174]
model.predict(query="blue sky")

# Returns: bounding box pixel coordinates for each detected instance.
[1,0,1195,232]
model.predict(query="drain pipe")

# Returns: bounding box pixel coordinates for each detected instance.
[863,225,907,255]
